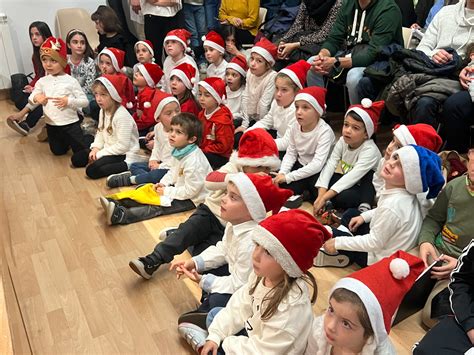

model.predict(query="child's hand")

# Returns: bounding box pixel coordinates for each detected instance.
[34,93,48,105]
[313,196,327,216]
[7,112,24,122]
[431,254,457,280]
[348,216,365,232]
[234,126,245,134]
[179,266,202,283]
[145,139,154,150]
[226,42,239,56]
[52,96,69,109]
[153,183,165,195]
[323,238,337,254]
[149,160,160,170]
[23,85,33,93]
[145,131,155,141]
[273,173,286,185]
[88,148,99,163]
[169,259,196,279]
[467,329,474,345]
[201,340,218,355]
[419,242,439,267]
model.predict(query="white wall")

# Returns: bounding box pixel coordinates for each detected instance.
[0,0,105,74]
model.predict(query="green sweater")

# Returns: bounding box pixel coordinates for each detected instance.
[322,0,403,67]
[418,175,474,258]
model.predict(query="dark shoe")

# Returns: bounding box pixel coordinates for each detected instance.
[129,256,162,279]
[178,310,208,330]
[313,249,350,268]
[7,118,30,136]
[284,195,303,209]
[106,171,132,188]
[105,200,124,225]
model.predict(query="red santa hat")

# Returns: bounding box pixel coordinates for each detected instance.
[198,77,226,105]
[393,124,442,152]
[252,210,331,277]
[170,63,197,90]
[202,30,225,54]
[330,251,424,345]
[230,128,281,170]
[251,37,277,65]
[99,47,125,73]
[149,90,180,121]
[95,74,125,103]
[226,55,248,78]
[295,87,327,116]
[137,63,164,88]
[279,60,311,89]
[226,173,292,222]
[346,98,384,138]
[134,39,155,59]
[164,28,192,53]
[40,36,68,69]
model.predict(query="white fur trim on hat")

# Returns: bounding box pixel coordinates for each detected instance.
[346,107,374,138]
[100,48,121,72]
[154,96,179,120]
[170,68,192,90]
[393,146,423,195]
[163,35,187,49]
[135,41,154,57]
[137,64,156,88]
[226,62,247,78]
[251,225,302,277]
[229,151,281,170]
[226,173,266,222]
[295,92,324,116]
[251,46,275,65]
[95,77,121,103]
[393,125,416,147]
[203,39,225,54]
[198,81,223,104]
[279,68,303,89]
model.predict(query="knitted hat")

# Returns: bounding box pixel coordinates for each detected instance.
[251,37,278,65]
[198,77,226,105]
[134,40,154,58]
[40,36,67,68]
[226,173,293,222]
[99,47,125,72]
[230,128,281,170]
[137,63,164,88]
[150,90,180,120]
[393,124,442,152]
[393,145,444,199]
[279,60,311,89]
[164,28,192,52]
[95,75,125,103]
[202,30,225,53]
[295,87,327,116]
[346,98,384,138]
[226,55,248,78]
[331,251,424,345]
[252,210,331,277]
[170,63,197,90]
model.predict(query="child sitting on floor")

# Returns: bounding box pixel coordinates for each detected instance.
[225,55,247,123]
[202,31,228,79]
[169,63,200,116]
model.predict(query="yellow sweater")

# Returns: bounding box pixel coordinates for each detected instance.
[219,0,260,36]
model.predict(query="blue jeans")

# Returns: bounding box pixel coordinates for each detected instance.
[129,162,169,185]
[204,0,220,30]
[183,4,207,50]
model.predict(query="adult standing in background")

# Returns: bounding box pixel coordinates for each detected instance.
[218,0,260,44]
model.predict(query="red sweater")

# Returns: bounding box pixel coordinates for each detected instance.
[180,97,200,116]
[198,105,234,158]
[133,86,156,131]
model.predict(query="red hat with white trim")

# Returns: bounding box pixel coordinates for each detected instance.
[134,39,154,59]
[150,90,180,121]
[226,55,248,78]
[279,60,311,89]
[198,77,226,105]
[202,30,225,54]
[99,47,125,72]
[170,63,197,90]
[164,28,192,52]
[137,63,164,88]
[252,209,332,277]
[393,124,442,152]
[251,37,277,65]
[346,98,384,138]
[40,36,67,69]
[295,87,327,116]
[95,74,125,103]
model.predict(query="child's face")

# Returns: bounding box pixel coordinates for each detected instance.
[158,102,180,129]
[220,182,252,224]
[274,77,297,108]
[252,244,285,285]
[380,154,405,189]
[99,54,116,75]
[324,298,367,353]
[242,166,271,174]
[225,68,243,91]
[384,135,403,160]
[198,86,219,112]
[470,52,474,61]
[41,56,63,76]
[135,43,153,64]
[204,46,223,64]
[68,34,86,57]
[94,85,115,111]
[468,149,474,182]
[170,76,187,97]
[342,115,368,149]
[94,20,105,35]
[168,123,195,149]
[225,35,236,50]
[165,40,184,58]
[249,53,269,77]
[133,70,147,87]
[30,26,45,47]
[295,100,319,132]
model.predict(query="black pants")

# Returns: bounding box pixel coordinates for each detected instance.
[15,92,44,128]
[279,161,319,201]
[328,171,375,210]
[198,264,232,312]
[413,316,472,355]
[204,152,229,170]
[444,91,474,154]
[46,122,90,156]
[410,96,440,128]
[71,151,128,179]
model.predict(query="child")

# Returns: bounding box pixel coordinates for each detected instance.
[252,60,311,152]
[202,30,228,79]
[28,36,89,158]
[71,75,141,179]
[225,55,247,123]
[99,113,212,225]
[197,77,235,169]
[106,92,180,188]
[221,24,247,62]
[170,173,293,313]
[169,63,200,116]
[316,145,445,268]
[307,251,424,354]
[314,99,383,214]
[179,209,329,354]
[132,63,164,135]
[467,43,474,102]
[274,87,335,205]
[128,128,282,279]
[134,40,155,68]
[162,29,199,94]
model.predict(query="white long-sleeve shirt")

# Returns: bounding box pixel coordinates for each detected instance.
[91,105,141,164]
[335,188,423,265]
[226,86,245,120]
[207,59,228,79]
[279,119,335,183]
[149,122,173,169]
[207,272,313,355]
[316,137,381,193]
[160,146,212,204]
[29,73,88,126]
[162,54,199,94]
[193,220,257,294]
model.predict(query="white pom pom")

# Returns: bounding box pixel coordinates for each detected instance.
[121,67,127,74]
[126,102,133,109]
[190,77,196,84]
[201,35,206,41]
[389,258,410,280]
[361,98,372,108]
[186,47,192,53]
[143,102,151,108]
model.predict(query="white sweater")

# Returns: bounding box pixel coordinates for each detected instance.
[251,100,296,151]
[91,106,141,164]
[241,69,277,128]
[316,137,381,193]
[162,54,199,94]
[193,220,257,294]
[207,59,228,79]
[207,272,313,355]
[29,73,88,126]
[149,122,173,169]
[160,146,212,205]
[335,188,423,265]
[280,119,335,183]
[226,86,245,120]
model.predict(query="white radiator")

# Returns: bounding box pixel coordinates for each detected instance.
[0,13,19,90]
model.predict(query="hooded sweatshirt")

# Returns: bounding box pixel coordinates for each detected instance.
[322,0,403,67]
[198,104,235,158]
[133,86,156,131]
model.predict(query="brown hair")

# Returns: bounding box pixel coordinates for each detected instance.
[92,81,121,134]
[171,112,203,145]
[91,6,122,34]
[275,72,299,92]
[177,87,201,111]
[466,42,474,58]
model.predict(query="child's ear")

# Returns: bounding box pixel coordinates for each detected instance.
[188,135,197,144]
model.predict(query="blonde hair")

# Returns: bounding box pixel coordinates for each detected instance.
[92,81,121,135]
[275,72,299,93]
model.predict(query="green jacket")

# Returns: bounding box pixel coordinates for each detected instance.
[322,0,403,67]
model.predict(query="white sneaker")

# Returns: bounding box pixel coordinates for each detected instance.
[178,322,208,352]
[159,226,178,241]
[313,249,350,268]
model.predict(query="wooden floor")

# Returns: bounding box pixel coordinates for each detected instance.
[0,99,425,354]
